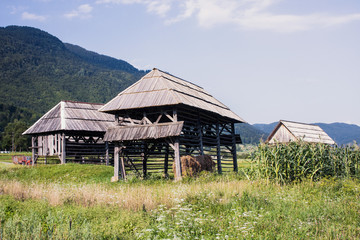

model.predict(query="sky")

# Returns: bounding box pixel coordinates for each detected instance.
[1,0,360,125]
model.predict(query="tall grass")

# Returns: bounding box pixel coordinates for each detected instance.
[251,141,360,183]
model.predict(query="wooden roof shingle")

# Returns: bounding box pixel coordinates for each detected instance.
[266,120,336,145]
[99,68,245,123]
[23,101,114,135]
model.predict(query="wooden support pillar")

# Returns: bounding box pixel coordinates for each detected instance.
[142,142,148,178]
[174,138,182,181]
[31,136,35,166]
[105,141,109,166]
[112,143,120,181]
[197,116,204,155]
[216,123,222,174]
[61,133,66,164]
[164,144,169,178]
[231,123,238,172]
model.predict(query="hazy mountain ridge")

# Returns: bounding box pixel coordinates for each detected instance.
[253,122,360,146]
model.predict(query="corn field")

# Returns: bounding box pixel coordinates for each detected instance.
[251,141,360,183]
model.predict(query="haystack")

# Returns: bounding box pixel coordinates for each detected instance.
[195,155,216,172]
[173,155,216,177]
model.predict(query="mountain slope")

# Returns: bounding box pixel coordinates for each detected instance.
[253,122,360,145]
[236,123,268,144]
[0,25,147,114]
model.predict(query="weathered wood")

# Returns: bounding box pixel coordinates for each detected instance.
[105,141,109,166]
[113,143,120,181]
[164,144,169,178]
[32,136,36,166]
[172,138,182,181]
[61,133,66,164]
[231,123,238,172]
[216,123,222,174]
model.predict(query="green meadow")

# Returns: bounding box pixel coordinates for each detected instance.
[0,143,360,239]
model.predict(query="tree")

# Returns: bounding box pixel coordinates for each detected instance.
[1,120,30,152]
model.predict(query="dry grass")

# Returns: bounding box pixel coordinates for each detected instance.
[0,179,252,211]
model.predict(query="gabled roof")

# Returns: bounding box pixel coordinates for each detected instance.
[23,101,114,135]
[266,120,336,145]
[99,68,245,123]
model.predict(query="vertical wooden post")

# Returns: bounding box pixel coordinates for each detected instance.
[164,144,169,178]
[112,143,120,181]
[105,141,109,166]
[142,142,148,178]
[231,123,238,172]
[32,136,35,166]
[174,138,182,181]
[119,153,126,180]
[61,133,66,164]
[216,123,222,174]
[197,115,204,155]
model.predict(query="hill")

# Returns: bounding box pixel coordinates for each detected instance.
[0,25,147,114]
[253,122,360,146]
[0,25,148,150]
[235,123,267,144]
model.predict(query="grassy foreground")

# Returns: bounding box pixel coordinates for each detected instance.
[1,163,360,239]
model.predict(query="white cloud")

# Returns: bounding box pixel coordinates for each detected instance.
[96,0,360,32]
[64,4,93,19]
[21,12,47,21]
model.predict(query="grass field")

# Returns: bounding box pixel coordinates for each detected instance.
[1,162,359,239]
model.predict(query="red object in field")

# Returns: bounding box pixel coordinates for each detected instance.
[12,155,32,165]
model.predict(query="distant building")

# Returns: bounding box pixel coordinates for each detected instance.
[266,120,335,145]
[23,101,115,164]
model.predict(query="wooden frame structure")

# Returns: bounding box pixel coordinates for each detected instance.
[100,68,246,180]
[23,101,115,165]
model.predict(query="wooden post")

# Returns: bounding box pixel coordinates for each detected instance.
[197,116,204,155]
[112,143,120,181]
[231,123,238,172]
[216,123,222,174]
[32,136,35,166]
[61,133,66,164]
[105,141,109,166]
[164,144,169,178]
[119,154,126,180]
[142,142,148,178]
[174,138,182,181]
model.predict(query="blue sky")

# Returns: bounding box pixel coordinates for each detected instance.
[1,0,360,125]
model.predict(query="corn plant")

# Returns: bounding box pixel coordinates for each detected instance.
[251,141,360,184]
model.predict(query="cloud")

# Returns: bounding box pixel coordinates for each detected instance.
[96,0,172,17]
[64,4,93,19]
[97,0,360,32]
[21,12,47,21]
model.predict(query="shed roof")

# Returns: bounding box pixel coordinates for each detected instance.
[99,68,245,123]
[23,101,114,135]
[104,121,184,141]
[266,120,336,145]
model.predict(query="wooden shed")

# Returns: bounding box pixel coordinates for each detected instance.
[99,68,246,180]
[266,120,335,145]
[23,101,115,164]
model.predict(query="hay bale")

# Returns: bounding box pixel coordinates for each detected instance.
[196,155,216,172]
[173,155,216,177]
[173,155,201,177]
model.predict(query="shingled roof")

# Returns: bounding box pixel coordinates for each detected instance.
[266,120,336,145]
[99,68,245,123]
[23,101,114,135]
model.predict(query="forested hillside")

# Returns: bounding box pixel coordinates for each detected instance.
[0,25,147,150]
